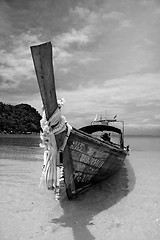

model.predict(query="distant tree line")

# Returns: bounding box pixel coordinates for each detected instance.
[0,102,42,134]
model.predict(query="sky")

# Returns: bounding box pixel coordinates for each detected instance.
[0,0,160,135]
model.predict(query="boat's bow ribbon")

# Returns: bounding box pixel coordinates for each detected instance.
[39,99,72,191]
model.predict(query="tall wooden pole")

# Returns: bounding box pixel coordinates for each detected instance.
[30,42,58,120]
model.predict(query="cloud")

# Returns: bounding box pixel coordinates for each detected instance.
[54,47,73,65]
[57,72,160,128]
[53,7,130,58]
[54,28,92,49]
[52,7,100,67]
[78,56,99,64]
[102,11,124,20]
[155,114,160,119]
[0,1,12,37]
[0,0,159,134]
[103,73,160,103]
[0,32,41,90]
[117,20,132,31]
[69,6,98,25]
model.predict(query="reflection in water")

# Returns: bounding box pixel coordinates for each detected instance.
[0,134,43,162]
[51,159,135,240]
[0,134,40,147]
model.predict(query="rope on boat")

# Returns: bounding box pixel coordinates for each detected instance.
[39,99,72,199]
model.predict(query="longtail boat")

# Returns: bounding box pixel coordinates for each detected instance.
[30,42,129,200]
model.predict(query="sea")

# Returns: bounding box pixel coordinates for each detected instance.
[0,134,160,240]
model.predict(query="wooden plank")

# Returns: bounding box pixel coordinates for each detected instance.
[30,42,58,120]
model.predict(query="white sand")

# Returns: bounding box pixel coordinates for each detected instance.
[0,149,160,240]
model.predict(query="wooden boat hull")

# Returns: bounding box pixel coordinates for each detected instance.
[62,128,127,199]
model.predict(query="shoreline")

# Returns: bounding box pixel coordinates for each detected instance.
[1,132,160,137]
[0,133,40,138]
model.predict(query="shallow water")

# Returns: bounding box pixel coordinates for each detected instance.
[125,135,160,152]
[0,134,160,240]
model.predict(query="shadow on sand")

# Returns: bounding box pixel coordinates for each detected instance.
[51,158,135,240]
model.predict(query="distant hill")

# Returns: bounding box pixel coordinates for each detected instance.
[0,102,42,134]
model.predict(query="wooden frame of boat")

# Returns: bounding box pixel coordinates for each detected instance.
[30,42,128,200]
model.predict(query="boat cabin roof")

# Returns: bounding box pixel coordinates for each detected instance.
[79,124,122,135]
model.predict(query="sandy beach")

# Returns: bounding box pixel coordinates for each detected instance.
[0,136,160,240]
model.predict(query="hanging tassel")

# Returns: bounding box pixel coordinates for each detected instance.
[39,133,58,189]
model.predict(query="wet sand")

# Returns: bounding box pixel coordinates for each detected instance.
[0,146,160,239]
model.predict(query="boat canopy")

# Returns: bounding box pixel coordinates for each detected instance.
[79,124,122,135]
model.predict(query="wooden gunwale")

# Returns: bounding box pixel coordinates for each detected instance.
[70,128,126,155]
